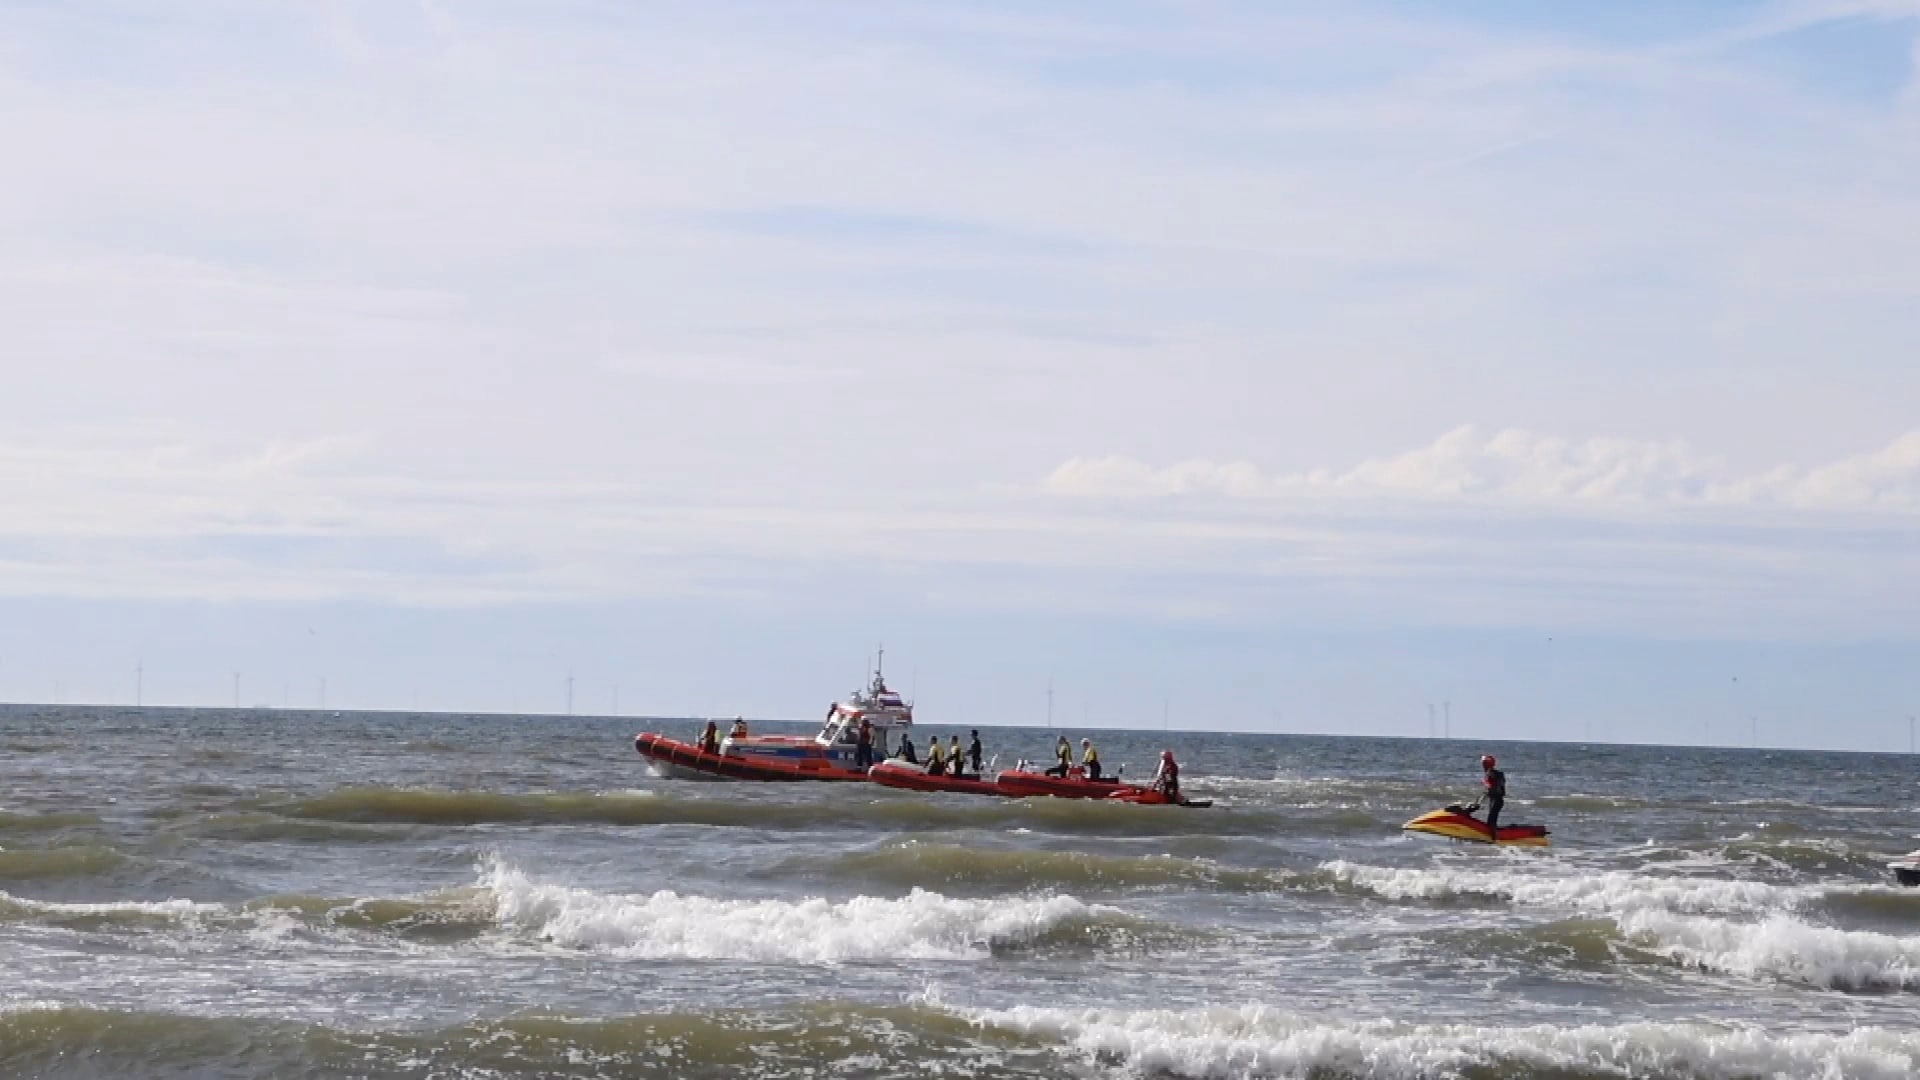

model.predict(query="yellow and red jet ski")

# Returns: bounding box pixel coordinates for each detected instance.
[1403,803,1550,847]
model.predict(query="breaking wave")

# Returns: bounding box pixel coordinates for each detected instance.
[1323,860,1920,992]
[9,1000,1913,1079]
[482,857,1171,961]
[971,1004,1920,1080]
[1322,860,1803,916]
[1618,909,1920,992]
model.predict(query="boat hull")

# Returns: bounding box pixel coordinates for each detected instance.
[1402,807,1550,847]
[633,733,870,783]
[995,768,1140,801]
[867,760,1002,796]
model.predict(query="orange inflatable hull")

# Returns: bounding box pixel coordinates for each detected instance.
[633,733,870,782]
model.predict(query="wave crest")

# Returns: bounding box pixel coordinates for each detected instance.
[483,857,1139,962]
[973,1004,1920,1079]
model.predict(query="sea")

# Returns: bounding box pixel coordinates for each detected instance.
[2,705,1919,1079]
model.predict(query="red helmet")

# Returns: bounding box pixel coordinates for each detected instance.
[1161,749,1175,762]
[1480,755,1496,769]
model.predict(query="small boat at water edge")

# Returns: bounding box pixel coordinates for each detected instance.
[634,654,914,783]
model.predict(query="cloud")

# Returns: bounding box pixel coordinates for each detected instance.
[2,2,1919,645]
[1044,427,1920,514]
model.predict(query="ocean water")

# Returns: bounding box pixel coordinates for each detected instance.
[3,705,1919,1079]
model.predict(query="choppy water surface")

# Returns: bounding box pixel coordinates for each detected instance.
[3,706,1919,1078]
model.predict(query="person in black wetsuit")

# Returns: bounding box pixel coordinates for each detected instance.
[968,730,983,774]
[897,733,918,764]
[1470,754,1506,839]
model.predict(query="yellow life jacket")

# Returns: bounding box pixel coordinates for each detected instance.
[1056,742,1071,764]
[1083,745,1099,765]
[928,741,947,765]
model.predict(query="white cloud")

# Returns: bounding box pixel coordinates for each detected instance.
[1044,427,1920,514]
[1,2,1918,645]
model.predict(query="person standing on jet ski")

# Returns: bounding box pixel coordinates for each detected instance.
[1468,755,1505,837]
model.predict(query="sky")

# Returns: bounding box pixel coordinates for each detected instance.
[2,1,1919,751]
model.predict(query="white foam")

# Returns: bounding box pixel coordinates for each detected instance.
[1621,909,1920,991]
[971,1004,1920,1080]
[1319,862,1920,992]
[481,858,1105,963]
[0,889,218,919]
[1323,860,1805,916]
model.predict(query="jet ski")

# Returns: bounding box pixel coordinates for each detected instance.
[1890,851,1920,887]
[1402,804,1550,847]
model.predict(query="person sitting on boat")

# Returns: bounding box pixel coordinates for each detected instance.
[945,735,965,777]
[968,730,983,774]
[699,719,721,755]
[1153,750,1180,800]
[1045,735,1072,778]
[925,735,948,776]
[1466,754,1506,836]
[897,733,918,764]
[1080,738,1103,781]
[854,717,874,769]
[729,717,748,739]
